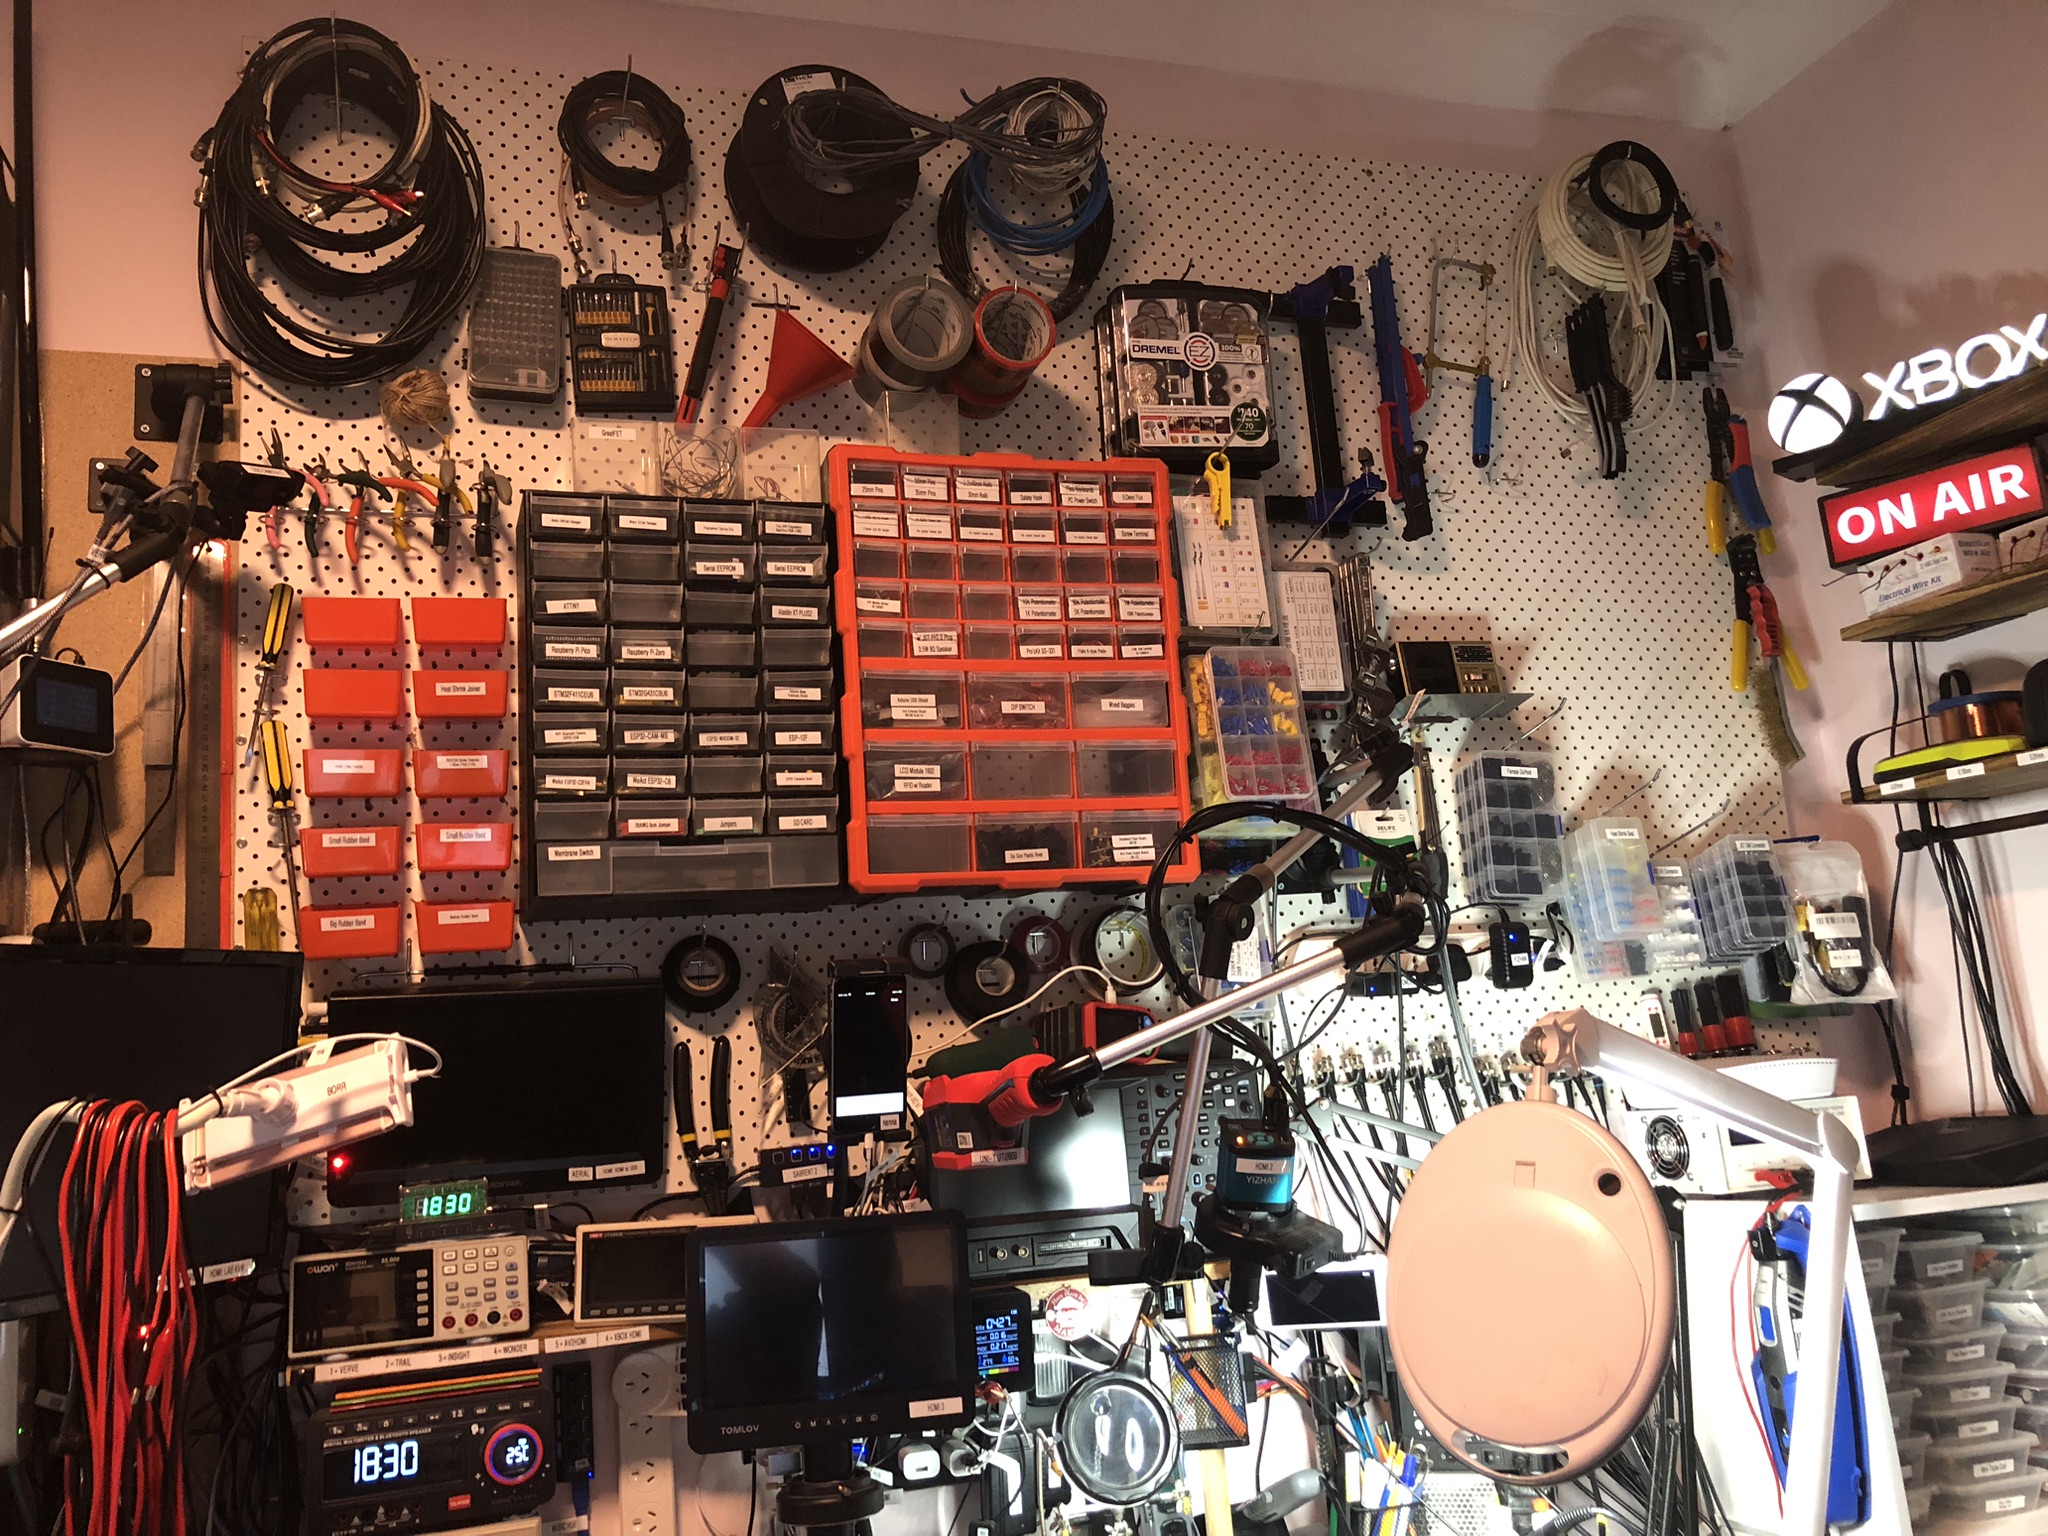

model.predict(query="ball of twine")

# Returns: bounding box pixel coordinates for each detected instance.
[379,368,451,433]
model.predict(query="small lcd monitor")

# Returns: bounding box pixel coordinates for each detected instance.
[684,1212,976,1452]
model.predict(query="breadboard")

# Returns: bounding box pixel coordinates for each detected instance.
[234,54,1808,1228]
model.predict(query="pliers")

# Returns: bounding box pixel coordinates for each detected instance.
[674,1036,734,1215]
[260,429,295,550]
[1729,533,1808,693]
[1703,387,1777,556]
[380,445,435,553]
[301,456,333,555]
[473,459,511,562]
[334,452,389,566]
[432,441,474,553]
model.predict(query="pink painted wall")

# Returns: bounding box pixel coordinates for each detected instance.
[9,0,1752,358]
[1732,0,2048,1122]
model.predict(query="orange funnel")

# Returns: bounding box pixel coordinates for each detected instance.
[744,311,855,428]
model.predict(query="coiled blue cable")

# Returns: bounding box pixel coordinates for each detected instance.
[962,152,1110,255]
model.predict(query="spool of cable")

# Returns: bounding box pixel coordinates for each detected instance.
[558,71,691,206]
[936,157,1114,323]
[724,66,918,273]
[944,939,1030,1024]
[947,287,1055,412]
[661,933,742,1014]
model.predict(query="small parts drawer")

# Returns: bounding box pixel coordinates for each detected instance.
[415,899,515,954]
[303,668,404,721]
[303,748,404,799]
[299,824,402,877]
[413,748,511,799]
[417,820,513,872]
[413,670,509,719]
[410,597,507,649]
[299,904,402,959]
[301,597,403,650]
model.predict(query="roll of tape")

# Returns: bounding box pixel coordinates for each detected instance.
[868,275,974,386]
[949,286,1056,400]
[660,933,742,1014]
[944,939,1029,1023]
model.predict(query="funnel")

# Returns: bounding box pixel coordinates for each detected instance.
[744,311,855,428]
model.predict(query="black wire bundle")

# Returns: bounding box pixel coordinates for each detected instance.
[782,76,1106,185]
[937,156,1113,321]
[1919,799,2031,1115]
[557,71,690,203]
[196,18,484,387]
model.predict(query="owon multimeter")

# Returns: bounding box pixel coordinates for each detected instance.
[302,1371,554,1535]
[288,1236,530,1359]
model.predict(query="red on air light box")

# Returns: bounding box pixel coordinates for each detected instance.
[1819,444,2045,568]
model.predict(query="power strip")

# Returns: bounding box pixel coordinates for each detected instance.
[611,1347,683,1536]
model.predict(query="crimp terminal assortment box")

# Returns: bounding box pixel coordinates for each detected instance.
[1691,835,1794,964]
[517,491,843,913]
[830,447,1199,892]
[1455,751,1564,906]
[1184,647,1318,814]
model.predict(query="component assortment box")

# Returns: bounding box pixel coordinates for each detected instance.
[518,491,842,912]
[830,447,1199,892]
[1454,751,1563,906]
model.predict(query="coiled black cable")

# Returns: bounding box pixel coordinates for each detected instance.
[937,156,1114,321]
[557,70,690,204]
[195,18,484,387]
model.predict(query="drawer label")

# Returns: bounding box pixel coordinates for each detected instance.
[320,831,382,848]
[1001,700,1047,716]
[912,632,959,657]
[1111,833,1156,862]
[954,472,1002,503]
[1604,825,1642,841]
[852,508,900,538]
[543,640,602,660]
[619,643,674,661]
[1097,696,1148,713]
[626,772,680,791]
[1020,643,1064,659]
[856,595,902,615]
[620,686,677,703]
[703,815,755,833]
[1976,1457,2019,1478]
[1735,838,1771,852]
[539,512,592,531]
[543,774,599,791]
[1121,641,1165,659]
[890,693,938,722]
[764,559,815,578]
[693,519,744,537]
[545,598,598,615]
[1987,1495,2028,1514]
[547,845,602,862]
[320,914,377,933]
[1937,1301,1979,1325]
[1946,1341,1989,1363]
[775,729,824,747]
[699,731,751,747]
[620,728,678,745]
[436,754,490,770]
[772,603,824,622]
[775,685,825,702]
[437,826,497,843]
[435,907,494,926]
[1925,1257,1968,1279]
[1501,764,1539,780]
[1953,1384,1993,1403]
[1065,528,1108,545]
[1008,486,1054,507]
[548,686,603,704]
[323,758,377,775]
[693,559,746,579]
[1114,523,1156,540]
[434,679,490,696]
[905,512,952,539]
[1067,594,1113,619]
[959,522,1004,542]
[1071,640,1114,659]
[763,518,814,538]
[776,770,825,788]
[1017,595,1062,620]
[902,471,950,502]
[1011,525,1057,544]
[1004,847,1051,864]
[1058,479,1105,507]
[1111,487,1155,507]
[1959,1417,2001,1438]
[623,817,682,835]
[1948,761,1988,781]
[617,513,670,531]
[779,813,829,831]
[895,764,943,780]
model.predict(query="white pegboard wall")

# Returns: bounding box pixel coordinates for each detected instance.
[233,53,1809,1220]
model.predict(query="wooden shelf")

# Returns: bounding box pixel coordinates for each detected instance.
[1773,366,2048,487]
[1853,1179,2048,1222]
[1841,744,2048,804]
[1841,557,2048,642]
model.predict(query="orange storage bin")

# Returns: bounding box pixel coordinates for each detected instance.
[415,899,516,954]
[299,904,402,959]
[304,668,405,721]
[413,748,510,799]
[411,597,507,650]
[417,820,513,872]
[303,748,405,799]
[413,669,509,719]
[300,596,403,650]
[299,824,402,877]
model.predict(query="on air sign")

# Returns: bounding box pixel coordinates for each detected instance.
[1820,444,2045,568]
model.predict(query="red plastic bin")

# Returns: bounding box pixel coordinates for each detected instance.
[415,899,516,954]
[413,748,510,799]
[304,668,405,721]
[300,596,403,650]
[412,670,509,719]
[299,903,402,959]
[299,824,402,877]
[411,597,507,650]
[417,820,513,872]
[303,748,405,799]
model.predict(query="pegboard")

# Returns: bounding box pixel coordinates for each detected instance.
[231,54,1812,1225]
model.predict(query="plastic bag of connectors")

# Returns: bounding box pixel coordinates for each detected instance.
[1776,840,1897,1005]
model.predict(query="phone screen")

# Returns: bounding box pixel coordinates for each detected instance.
[829,973,910,1126]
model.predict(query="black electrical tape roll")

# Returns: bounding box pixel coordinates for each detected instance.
[944,939,1030,1024]
[725,65,918,273]
[1583,140,1678,233]
[899,922,956,979]
[559,71,691,205]
[1006,912,1070,977]
[661,934,742,1014]
[936,157,1114,322]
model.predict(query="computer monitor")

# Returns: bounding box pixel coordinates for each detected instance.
[323,978,668,1207]
[684,1212,976,1453]
[0,947,302,1319]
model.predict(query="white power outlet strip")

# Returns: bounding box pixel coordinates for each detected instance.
[612,1347,684,1536]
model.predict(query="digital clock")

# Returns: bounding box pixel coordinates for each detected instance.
[354,1438,421,1486]
[398,1178,489,1223]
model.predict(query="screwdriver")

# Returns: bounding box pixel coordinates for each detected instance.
[241,887,281,952]
[242,581,295,764]
[259,718,303,945]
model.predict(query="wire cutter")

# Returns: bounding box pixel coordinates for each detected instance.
[674,1035,735,1214]
[1704,387,1777,556]
[381,445,442,553]
[431,440,474,554]
[473,460,511,562]
[301,455,333,555]
[335,452,389,566]
[1729,533,1808,693]
[260,429,295,549]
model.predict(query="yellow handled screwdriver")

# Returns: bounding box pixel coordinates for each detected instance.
[242,581,295,764]
[259,718,303,945]
[241,887,281,952]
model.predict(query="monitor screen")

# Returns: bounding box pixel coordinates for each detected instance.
[927,1084,1134,1222]
[686,1213,973,1452]
[0,947,302,1318]
[323,979,668,1204]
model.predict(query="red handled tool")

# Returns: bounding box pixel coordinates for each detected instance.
[335,453,388,566]
[677,231,744,426]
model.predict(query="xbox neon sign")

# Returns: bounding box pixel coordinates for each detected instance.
[1768,313,2048,453]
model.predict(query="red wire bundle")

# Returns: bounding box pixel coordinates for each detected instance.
[57,1101,199,1536]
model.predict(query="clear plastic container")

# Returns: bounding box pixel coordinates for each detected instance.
[1077,741,1180,799]
[531,627,608,668]
[1980,1242,2048,1293]
[694,798,766,838]
[866,745,968,802]
[1927,1431,2037,1484]
[1075,672,1172,730]
[973,814,1077,873]
[607,496,680,542]
[2005,1328,2048,1370]
[534,714,608,756]
[611,586,685,627]
[972,743,1074,799]
[1063,551,1110,585]
[2013,1364,2048,1405]
[528,542,606,581]
[531,669,608,710]
[1690,835,1794,959]
[968,673,1070,730]
[962,585,1014,621]
[1456,751,1565,906]
[1859,1227,1906,1286]
[1898,1429,1932,1486]
[684,544,757,584]
[689,672,760,712]
[908,583,961,621]
[1931,1468,2048,1519]
[759,544,829,585]
[1558,818,1662,940]
[606,545,680,583]
[868,815,971,875]
[532,582,606,625]
[767,715,835,753]
[1907,1322,2007,1372]
[1644,863,1708,969]
[761,628,832,668]
[533,757,609,799]
[766,755,833,796]
[617,760,688,797]
[527,494,604,541]
[905,543,957,582]
[959,548,1008,584]
[1903,1357,2013,1408]
[1869,1281,1892,1317]
[910,621,962,659]
[771,797,840,836]
[1896,1278,1992,1338]
[685,589,757,628]
[685,504,754,542]
[765,671,832,711]
[690,714,763,753]
[861,673,964,730]
[1928,1204,2048,1244]
[965,623,1015,660]
[1893,1385,1921,1433]
[1080,810,1179,869]
[756,503,827,543]
[859,621,908,659]
[854,581,906,619]
[1899,1229,1985,1284]
[687,630,758,669]
[1917,1395,2020,1444]
[610,671,685,712]
[615,716,687,755]
[1116,586,1165,624]
[1065,588,1115,622]
[1988,1287,2048,1332]
[1068,625,1117,660]
[1872,1312,1901,1349]
[1014,586,1064,624]
[611,630,683,669]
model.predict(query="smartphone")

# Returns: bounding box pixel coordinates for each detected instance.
[828,970,910,1131]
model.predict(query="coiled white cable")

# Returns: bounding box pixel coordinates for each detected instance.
[1510,151,1678,432]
